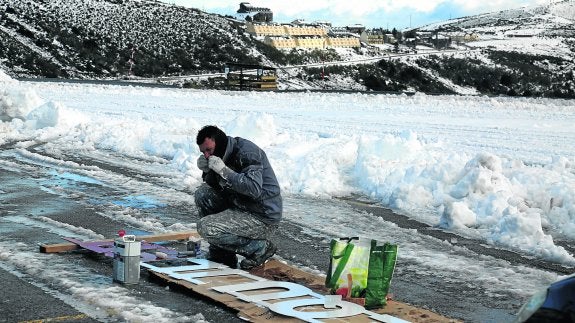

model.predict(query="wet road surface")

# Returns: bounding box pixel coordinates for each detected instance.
[1,142,573,322]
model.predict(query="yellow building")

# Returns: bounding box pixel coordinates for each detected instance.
[247,22,327,37]
[247,22,359,49]
[295,36,326,49]
[361,30,386,44]
[264,36,298,49]
[284,26,327,36]
[246,23,285,36]
[326,36,360,48]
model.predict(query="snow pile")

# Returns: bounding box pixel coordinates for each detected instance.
[0,69,14,82]
[2,81,575,266]
[0,87,44,122]
[0,86,87,129]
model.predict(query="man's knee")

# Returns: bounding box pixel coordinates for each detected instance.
[197,217,207,237]
[194,184,229,217]
[197,216,219,240]
[194,185,216,217]
[194,185,209,207]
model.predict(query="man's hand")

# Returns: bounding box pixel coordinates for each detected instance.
[208,156,233,179]
[197,155,210,173]
[208,156,226,174]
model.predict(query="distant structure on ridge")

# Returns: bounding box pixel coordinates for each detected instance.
[236,2,273,23]
[246,21,361,49]
[234,2,362,49]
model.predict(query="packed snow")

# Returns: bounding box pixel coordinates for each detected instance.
[1,68,575,320]
[2,69,575,263]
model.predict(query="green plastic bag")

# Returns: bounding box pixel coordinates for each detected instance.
[325,237,398,309]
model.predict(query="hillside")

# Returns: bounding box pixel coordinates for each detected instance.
[0,0,268,78]
[310,1,575,97]
[1,0,574,98]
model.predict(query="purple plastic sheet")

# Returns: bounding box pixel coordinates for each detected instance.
[62,237,179,262]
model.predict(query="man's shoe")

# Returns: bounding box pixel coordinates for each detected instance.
[240,241,277,270]
[207,246,238,269]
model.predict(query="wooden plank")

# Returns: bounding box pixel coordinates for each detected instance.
[39,231,199,254]
[136,231,199,242]
[39,242,88,253]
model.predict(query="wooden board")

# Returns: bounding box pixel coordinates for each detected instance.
[39,231,198,253]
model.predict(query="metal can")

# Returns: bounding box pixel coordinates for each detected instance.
[186,237,202,258]
[112,234,141,284]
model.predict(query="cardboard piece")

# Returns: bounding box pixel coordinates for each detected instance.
[41,232,459,322]
[144,258,460,323]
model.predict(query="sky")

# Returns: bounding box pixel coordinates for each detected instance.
[1,70,575,321]
[160,0,552,29]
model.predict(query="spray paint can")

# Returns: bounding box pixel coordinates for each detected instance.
[186,236,203,258]
[112,234,141,284]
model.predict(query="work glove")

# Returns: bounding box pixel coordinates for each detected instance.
[196,155,210,173]
[208,156,234,180]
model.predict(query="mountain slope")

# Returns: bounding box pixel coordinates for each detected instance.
[322,1,575,97]
[0,0,265,78]
[418,0,575,58]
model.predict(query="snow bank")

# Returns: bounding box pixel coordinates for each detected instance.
[1,85,87,129]
[2,81,575,266]
[0,69,14,83]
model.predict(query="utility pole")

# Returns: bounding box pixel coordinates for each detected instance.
[322,40,326,90]
[128,46,136,77]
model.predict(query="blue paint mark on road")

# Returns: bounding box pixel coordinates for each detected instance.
[112,195,166,209]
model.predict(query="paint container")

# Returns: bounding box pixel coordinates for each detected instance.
[186,236,203,258]
[112,234,141,284]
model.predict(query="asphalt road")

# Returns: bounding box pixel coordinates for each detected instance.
[0,167,242,323]
[0,163,502,323]
[2,140,572,322]
[0,266,98,323]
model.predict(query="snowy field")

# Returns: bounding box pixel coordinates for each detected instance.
[1,70,575,321]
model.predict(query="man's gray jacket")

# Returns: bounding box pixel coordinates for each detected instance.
[203,136,282,224]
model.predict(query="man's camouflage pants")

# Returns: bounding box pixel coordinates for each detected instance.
[194,183,277,257]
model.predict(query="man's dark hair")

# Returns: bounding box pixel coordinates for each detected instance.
[196,125,228,157]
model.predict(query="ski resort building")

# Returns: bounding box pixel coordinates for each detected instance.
[448,32,480,44]
[246,22,360,49]
[360,29,387,44]
[246,23,327,37]
[236,2,273,23]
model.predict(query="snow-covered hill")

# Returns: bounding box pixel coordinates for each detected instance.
[344,0,575,97]
[0,0,264,78]
[418,0,575,58]
[0,0,574,97]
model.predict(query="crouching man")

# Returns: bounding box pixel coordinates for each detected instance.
[194,125,282,270]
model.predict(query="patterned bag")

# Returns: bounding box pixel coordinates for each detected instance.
[325,237,398,309]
